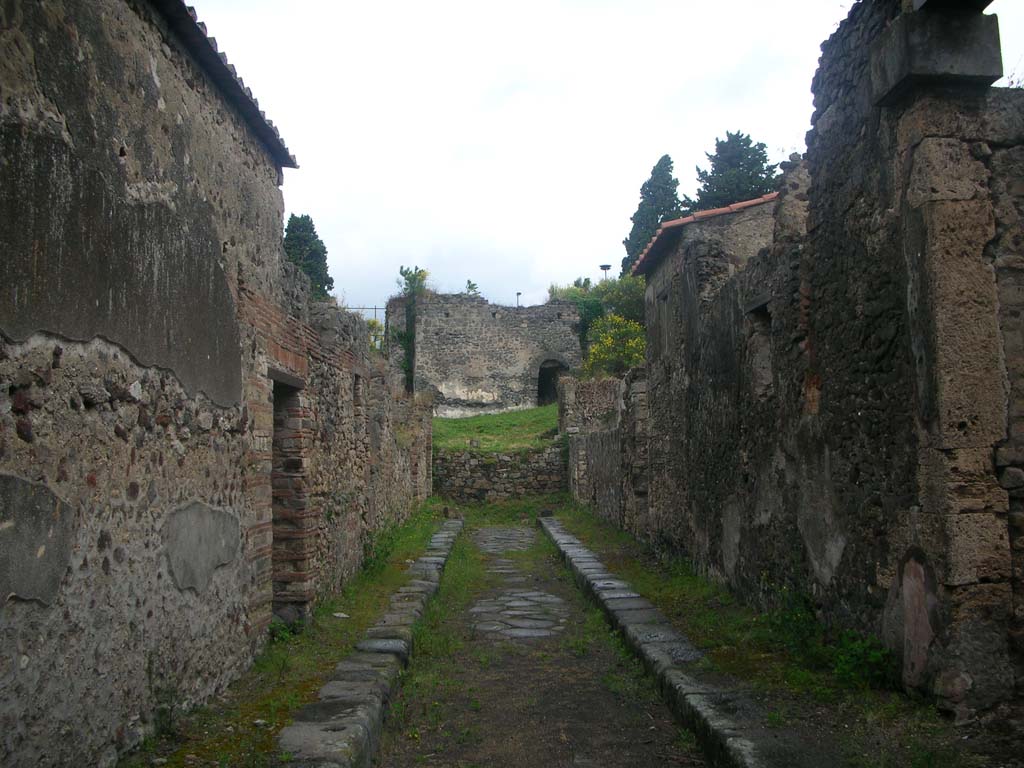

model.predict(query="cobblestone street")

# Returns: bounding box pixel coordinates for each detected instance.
[378,524,704,767]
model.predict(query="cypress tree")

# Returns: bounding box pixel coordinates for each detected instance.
[621,155,683,275]
[683,131,778,212]
[283,214,334,299]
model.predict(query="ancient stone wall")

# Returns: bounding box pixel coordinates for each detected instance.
[387,293,582,417]
[988,95,1024,696]
[560,372,649,532]
[432,447,566,502]
[0,3,430,766]
[558,376,619,437]
[630,0,1019,716]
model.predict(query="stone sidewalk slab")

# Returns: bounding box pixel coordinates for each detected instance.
[540,516,845,768]
[277,518,464,768]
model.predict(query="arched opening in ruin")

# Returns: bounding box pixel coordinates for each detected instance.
[537,359,566,406]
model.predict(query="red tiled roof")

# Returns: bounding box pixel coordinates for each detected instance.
[148,0,297,169]
[630,192,779,277]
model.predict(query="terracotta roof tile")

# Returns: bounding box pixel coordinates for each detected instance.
[631,192,778,276]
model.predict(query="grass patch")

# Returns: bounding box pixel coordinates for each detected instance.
[432,492,570,527]
[383,531,491,750]
[551,500,984,768]
[119,504,445,768]
[432,403,559,454]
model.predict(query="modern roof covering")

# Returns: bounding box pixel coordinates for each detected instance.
[148,0,297,169]
[631,192,779,277]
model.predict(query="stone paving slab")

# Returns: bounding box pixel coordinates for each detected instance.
[277,519,463,768]
[469,526,569,641]
[539,516,840,768]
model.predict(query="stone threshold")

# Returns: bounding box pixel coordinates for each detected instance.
[277,518,464,768]
[539,516,840,768]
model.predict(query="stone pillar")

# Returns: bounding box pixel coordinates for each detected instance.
[869,0,1013,716]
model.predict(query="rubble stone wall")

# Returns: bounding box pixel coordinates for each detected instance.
[560,373,649,533]
[634,0,1021,716]
[432,446,566,502]
[0,3,430,766]
[387,293,582,417]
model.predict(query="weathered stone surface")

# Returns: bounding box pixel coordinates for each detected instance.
[869,9,1002,106]
[558,3,1022,715]
[0,474,75,605]
[0,3,432,765]
[386,293,581,417]
[433,445,566,502]
[162,502,240,594]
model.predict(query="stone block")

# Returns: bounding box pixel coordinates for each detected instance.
[907,138,988,208]
[870,10,1002,106]
[944,512,1011,586]
[917,199,1003,449]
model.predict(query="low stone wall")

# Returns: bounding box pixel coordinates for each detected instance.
[560,372,649,533]
[433,446,566,502]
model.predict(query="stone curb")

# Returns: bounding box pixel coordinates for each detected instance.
[277,518,465,768]
[539,517,765,768]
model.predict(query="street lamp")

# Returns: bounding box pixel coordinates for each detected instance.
[516,291,522,307]
[599,264,611,280]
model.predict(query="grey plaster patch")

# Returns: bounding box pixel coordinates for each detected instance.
[162,501,239,594]
[0,473,75,605]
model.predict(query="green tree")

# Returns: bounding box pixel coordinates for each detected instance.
[621,155,683,275]
[366,318,384,351]
[584,314,646,376]
[464,279,480,296]
[283,214,334,299]
[594,274,644,326]
[549,278,603,349]
[398,265,428,296]
[548,274,646,349]
[683,131,778,212]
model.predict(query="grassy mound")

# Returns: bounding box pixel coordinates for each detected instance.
[432,404,558,454]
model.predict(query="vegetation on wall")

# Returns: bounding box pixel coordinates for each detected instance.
[548,274,645,350]
[583,314,646,377]
[620,155,684,276]
[464,279,480,297]
[682,131,778,212]
[393,265,429,392]
[283,214,334,299]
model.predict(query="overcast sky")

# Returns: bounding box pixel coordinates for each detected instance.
[194,1,1024,314]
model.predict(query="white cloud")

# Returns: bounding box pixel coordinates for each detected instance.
[193,0,1024,311]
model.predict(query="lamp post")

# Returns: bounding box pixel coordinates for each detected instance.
[516,291,521,307]
[599,264,611,280]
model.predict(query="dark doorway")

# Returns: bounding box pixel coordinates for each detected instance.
[271,379,310,624]
[537,360,566,406]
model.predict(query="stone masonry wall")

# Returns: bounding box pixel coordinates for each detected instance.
[433,446,567,503]
[0,3,430,766]
[560,372,649,533]
[387,293,582,417]
[633,0,1020,716]
[558,376,619,438]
